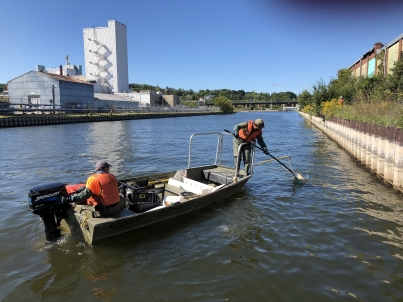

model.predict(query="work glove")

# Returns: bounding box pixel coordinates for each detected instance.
[60,195,72,205]
[262,147,269,155]
[75,186,85,194]
[233,131,239,139]
[61,195,77,208]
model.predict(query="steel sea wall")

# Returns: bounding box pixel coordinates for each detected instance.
[300,112,403,193]
[0,111,218,128]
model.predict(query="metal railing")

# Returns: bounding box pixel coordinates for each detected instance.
[187,132,256,176]
[0,105,219,115]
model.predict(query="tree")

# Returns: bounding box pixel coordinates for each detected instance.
[311,79,330,115]
[386,51,403,99]
[214,96,233,113]
[297,90,312,108]
[327,69,356,104]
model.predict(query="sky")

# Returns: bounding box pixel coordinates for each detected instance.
[1,0,402,95]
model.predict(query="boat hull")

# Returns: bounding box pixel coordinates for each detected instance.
[60,165,250,245]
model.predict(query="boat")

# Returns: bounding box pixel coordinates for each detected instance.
[28,132,255,245]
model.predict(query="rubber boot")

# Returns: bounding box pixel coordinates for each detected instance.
[244,163,250,176]
[234,156,240,174]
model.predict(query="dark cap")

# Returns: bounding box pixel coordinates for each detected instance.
[95,160,111,171]
[255,118,265,128]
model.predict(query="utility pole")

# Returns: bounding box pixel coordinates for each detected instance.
[52,85,55,114]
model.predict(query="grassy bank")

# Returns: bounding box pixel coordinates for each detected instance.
[299,51,403,128]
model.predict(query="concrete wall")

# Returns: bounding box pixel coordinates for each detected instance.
[162,95,181,107]
[300,112,403,193]
[83,20,129,93]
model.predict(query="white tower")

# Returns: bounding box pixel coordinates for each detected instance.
[83,20,129,93]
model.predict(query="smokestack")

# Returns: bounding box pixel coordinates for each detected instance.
[374,42,383,50]
[59,65,63,75]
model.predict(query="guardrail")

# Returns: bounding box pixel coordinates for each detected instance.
[0,108,220,128]
[0,106,219,115]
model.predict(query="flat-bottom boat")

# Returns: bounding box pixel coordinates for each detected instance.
[28,132,254,245]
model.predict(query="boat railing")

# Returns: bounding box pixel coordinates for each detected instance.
[188,132,255,176]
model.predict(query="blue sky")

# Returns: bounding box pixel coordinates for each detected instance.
[1,0,402,95]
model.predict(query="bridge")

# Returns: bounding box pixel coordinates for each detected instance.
[205,101,299,107]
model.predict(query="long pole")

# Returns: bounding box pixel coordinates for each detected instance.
[224,129,306,184]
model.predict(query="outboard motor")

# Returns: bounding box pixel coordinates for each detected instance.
[28,182,71,242]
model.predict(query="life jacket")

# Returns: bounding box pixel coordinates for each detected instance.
[87,173,120,207]
[238,120,261,142]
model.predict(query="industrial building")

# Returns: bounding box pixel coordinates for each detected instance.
[7,71,94,112]
[7,71,138,112]
[4,19,176,112]
[94,93,138,110]
[116,90,181,107]
[83,20,129,94]
[349,33,403,77]
[37,55,83,77]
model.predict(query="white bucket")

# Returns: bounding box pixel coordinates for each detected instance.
[163,196,183,206]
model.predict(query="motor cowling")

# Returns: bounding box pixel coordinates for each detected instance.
[28,182,72,242]
[28,182,68,215]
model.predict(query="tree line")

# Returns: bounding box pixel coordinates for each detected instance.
[129,83,297,103]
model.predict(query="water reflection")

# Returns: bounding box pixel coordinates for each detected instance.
[3,113,403,301]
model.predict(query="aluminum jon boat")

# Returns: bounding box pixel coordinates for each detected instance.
[28,132,255,245]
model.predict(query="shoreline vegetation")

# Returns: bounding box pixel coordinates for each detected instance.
[0,83,297,114]
[129,85,297,113]
[298,51,403,128]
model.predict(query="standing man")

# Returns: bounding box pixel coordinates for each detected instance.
[233,119,269,175]
[68,160,122,216]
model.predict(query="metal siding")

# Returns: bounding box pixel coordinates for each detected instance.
[387,42,399,74]
[361,61,368,77]
[357,65,361,77]
[8,72,57,108]
[368,58,375,77]
[59,81,94,108]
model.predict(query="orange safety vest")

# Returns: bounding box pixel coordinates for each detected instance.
[86,173,120,207]
[238,120,262,142]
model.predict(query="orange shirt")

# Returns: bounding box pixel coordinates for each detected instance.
[86,172,120,207]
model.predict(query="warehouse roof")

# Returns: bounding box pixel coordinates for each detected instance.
[38,71,93,85]
[7,71,93,85]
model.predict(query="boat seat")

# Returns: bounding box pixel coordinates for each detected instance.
[167,177,213,195]
[164,183,184,196]
[202,169,234,184]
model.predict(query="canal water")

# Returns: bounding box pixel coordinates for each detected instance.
[1,112,403,301]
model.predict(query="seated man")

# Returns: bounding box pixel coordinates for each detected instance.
[69,160,123,216]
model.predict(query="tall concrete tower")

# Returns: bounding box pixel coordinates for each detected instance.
[83,20,129,93]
